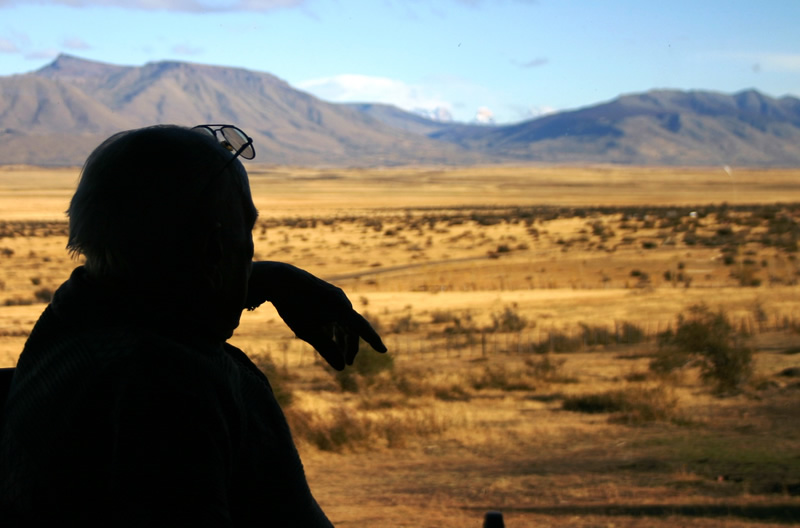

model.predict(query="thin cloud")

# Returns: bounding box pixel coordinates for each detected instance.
[24,48,60,60]
[297,74,453,116]
[172,43,203,55]
[749,52,800,73]
[704,51,800,73]
[0,37,19,53]
[0,0,306,13]
[517,57,548,68]
[62,36,91,50]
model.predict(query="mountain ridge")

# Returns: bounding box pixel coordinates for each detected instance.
[1,54,799,167]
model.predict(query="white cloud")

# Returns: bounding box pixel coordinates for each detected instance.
[297,74,454,117]
[0,0,305,12]
[474,106,494,124]
[504,103,556,123]
[525,105,556,119]
[298,73,540,124]
[0,37,19,53]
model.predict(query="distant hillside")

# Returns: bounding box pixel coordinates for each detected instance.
[464,90,800,165]
[0,55,483,166]
[1,54,799,166]
[362,89,800,166]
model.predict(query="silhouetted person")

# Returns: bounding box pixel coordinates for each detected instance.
[0,125,385,527]
[483,511,505,528]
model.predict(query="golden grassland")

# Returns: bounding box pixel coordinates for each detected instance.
[1,164,799,527]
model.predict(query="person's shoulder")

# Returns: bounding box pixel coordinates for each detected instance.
[95,329,227,380]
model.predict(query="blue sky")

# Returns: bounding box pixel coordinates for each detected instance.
[1,0,798,123]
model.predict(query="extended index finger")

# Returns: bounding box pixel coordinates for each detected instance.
[347,311,387,353]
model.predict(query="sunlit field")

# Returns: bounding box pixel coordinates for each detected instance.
[1,164,799,527]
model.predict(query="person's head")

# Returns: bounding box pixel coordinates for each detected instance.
[67,125,258,336]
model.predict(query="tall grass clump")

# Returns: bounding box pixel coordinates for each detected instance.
[650,304,753,394]
[287,407,371,452]
[562,386,680,424]
[287,406,448,452]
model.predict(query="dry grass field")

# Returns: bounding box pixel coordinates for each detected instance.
[1,164,799,526]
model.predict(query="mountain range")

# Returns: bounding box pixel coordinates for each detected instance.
[1,54,799,167]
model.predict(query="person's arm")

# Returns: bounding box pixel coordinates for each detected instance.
[245,261,386,370]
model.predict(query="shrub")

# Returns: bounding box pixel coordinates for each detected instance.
[489,305,527,332]
[617,321,646,344]
[580,324,613,347]
[650,304,752,393]
[4,297,34,306]
[524,354,569,382]
[562,386,680,424]
[430,309,459,324]
[334,342,395,393]
[33,287,55,303]
[731,265,762,287]
[531,331,582,353]
[390,314,419,333]
[469,364,535,391]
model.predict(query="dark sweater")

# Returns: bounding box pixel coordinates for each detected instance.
[0,267,332,527]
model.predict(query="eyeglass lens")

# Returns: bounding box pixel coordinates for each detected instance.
[195,125,255,160]
[220,127,255,160]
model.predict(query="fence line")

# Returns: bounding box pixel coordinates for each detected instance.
[263,313,800,368]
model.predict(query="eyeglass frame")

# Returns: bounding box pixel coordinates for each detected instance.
[192,124,256,179]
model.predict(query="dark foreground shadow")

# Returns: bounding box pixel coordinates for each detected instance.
[465,504,800,524]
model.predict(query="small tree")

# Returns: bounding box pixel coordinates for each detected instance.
[651,304,752,394]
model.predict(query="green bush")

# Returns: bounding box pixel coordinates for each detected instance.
[334,342,395,393]
[650,304,753,393]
